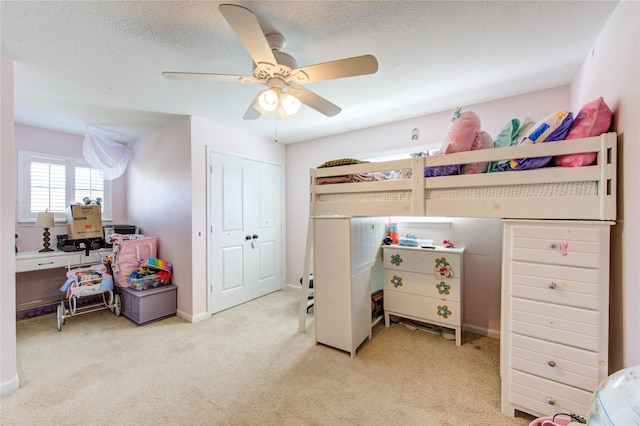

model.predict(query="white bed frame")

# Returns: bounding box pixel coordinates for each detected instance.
[299,133,617,333]
[310,132,617,221]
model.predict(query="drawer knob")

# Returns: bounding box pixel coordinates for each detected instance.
[390,254,403,267]
[436,282,451,295]
[391,275,403,288]
[547,360,556,367]
[548,282,557,289]
[546,397,556,405]
[437,305,451,319]
[548,242,558,249]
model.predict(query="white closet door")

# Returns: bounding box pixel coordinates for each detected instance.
[208,151,282,314]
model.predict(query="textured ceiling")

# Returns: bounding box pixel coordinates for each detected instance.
[1,1,619,144]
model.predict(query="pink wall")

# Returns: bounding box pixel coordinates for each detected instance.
[569,0,640,369]
[126,117,195,320]
[285,86,571,336]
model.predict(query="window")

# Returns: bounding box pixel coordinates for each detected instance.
[18,151,112,223]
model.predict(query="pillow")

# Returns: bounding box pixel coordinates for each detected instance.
[554,97,613,167]
[424,164,460,177]
[461,131,493,174]
[510,110,573,170]
[488,119,520,172]
[442,107,481,154]
[317,158,369,168]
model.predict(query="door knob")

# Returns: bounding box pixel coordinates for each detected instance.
[245,235,252,240]
[252,234,259,239]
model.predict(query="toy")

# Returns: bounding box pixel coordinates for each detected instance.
[82,197,102,205]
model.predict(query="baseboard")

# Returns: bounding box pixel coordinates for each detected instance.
[1,373,19,396]
[463,323,500,340]
[286,283,301,292]
[176,309,208,323]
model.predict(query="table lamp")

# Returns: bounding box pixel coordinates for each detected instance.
[35,211,55,252]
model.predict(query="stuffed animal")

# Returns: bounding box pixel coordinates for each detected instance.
[82,197,102,205]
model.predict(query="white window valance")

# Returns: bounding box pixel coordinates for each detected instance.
[82,126,130,180]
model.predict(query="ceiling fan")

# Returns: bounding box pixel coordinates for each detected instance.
[162,3,379,120]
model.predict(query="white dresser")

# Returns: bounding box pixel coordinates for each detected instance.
[313,216,387,358]
[501,220,612,418]
[382,245,465,346]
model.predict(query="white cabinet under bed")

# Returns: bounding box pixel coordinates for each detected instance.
[382,245,465,346]
[501,219,612,419]
[313,216,386,358]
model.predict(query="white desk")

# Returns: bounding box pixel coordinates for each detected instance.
[15,249,113,313]
[16,249,112,273]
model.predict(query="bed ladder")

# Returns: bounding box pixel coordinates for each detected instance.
[298,217,314,333]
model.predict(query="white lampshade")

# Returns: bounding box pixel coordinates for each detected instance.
[258,89,278,112]
[35,211,55,228]
[281,93,301,115]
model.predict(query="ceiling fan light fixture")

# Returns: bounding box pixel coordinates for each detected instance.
[258,89,278,112]
[281,93,301,115]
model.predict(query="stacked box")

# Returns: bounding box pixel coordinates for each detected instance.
[66,205,103,239]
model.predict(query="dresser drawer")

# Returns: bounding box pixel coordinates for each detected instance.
[509,224,605,268]
[511,261,600,310]
[510,370,592,417]
[383,247,461,278]
[383,269,460,301]
[510,334,600,391]
[511,298,600,351]
[385,290,460,326]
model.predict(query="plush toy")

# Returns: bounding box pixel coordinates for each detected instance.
[82,197,102,205]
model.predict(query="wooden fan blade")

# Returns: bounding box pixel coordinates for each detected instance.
[289,86,341,117]
[290,55,378,84]
[219,4,277,67]
[162,71,261,84]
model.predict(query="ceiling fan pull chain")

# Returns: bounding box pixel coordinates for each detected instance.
[274,118,278,143]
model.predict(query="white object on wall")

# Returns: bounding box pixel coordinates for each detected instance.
[83,126,130,180]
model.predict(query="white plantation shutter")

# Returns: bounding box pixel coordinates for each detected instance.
[18,151,112,223]
[30,160,66,213]
[74,164,104,205]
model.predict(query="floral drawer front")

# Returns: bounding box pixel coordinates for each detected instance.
[384,247,462,278]
[383,269,461,302]
[384,291,461,325]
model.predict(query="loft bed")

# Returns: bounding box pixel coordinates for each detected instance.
[309,132,617,221]
[299,132,617,334]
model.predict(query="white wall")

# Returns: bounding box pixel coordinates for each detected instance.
[570,0,640,370]
[285,86,570,336]
[1,57,18,394]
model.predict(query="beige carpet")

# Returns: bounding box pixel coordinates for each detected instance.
[2,289,535,425]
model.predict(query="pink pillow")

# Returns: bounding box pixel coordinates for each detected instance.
[442,109,481,154]
[461,131,493,174]
[554,97,612,167]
